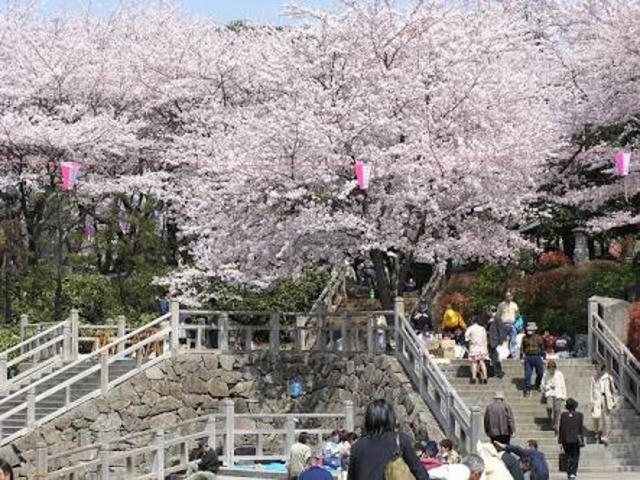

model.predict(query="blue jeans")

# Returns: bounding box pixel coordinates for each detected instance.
[524,354,544,393]
[503,324,518,358]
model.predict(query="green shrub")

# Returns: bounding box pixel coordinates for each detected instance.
[592,264,639,298]
[467,264,508,313]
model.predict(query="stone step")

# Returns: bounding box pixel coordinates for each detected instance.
[436,355,640,476]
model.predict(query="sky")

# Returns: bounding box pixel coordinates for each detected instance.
[0,1,342,24]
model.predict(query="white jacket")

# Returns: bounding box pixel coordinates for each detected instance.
[540,370,567,400]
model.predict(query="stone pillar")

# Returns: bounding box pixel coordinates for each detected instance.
[0,353,6,394]
[116,315,126,354]
[219,313,229,353]
[70,310,79,360]
[469,406,483,454]
[394,297,405,351]
[573,228,589,264]
[285,416,296,457]
[152,430,165,478]
[100,350,109,394]
[62,321,73,362]
[344,400,355,432]
[35,441,48,479]
[27,388,36,429]
[20,314,28,347]
[222,399,235,466]
[170,301,180,357]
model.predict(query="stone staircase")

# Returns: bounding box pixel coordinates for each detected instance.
[0,359,136,438]
[439,358,640,479]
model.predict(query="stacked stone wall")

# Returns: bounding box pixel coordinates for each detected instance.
[1,353,442,477]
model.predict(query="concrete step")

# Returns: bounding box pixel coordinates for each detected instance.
[437,356,640,477]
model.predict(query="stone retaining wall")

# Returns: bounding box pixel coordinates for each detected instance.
[1,353,442,477]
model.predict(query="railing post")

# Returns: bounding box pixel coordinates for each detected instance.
[222,399,235,466]
[100,441,111,480]
[219,313,229,353]
[100,350,109,394]
[469,406,483,454]
[27,388,36,429]
[170,301,180,357]
[587,297,598,360]
[269,313,280,354]
[0,353,7,394]
[445,391,454,437]
[70,309,79,360]
[153,429,165,479]
[344,400,355,432]
[367,314,375,354]
[20,314,29,351]
[35,440,48,479]
[63,320,73,362]
[341,312,349,353]
[285,416,296,456]
[394,297,405,351]
[206,414,217,448]
[117,315,126,353]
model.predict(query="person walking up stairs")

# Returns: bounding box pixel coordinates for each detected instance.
[438,358,640,479]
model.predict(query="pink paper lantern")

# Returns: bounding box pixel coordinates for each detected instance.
[613,151,630,177]
[355,161,371,190]
[60,162,82,190]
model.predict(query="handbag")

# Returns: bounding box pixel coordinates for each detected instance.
[578,434,586,448]
[559,452,568,472]
[384,435,416,480]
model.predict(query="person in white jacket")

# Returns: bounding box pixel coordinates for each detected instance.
[540,360,567,433]
[590,363,617,445]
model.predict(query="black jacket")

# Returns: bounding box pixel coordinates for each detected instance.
[488,317,506,349]
[558,411,584,445]
[347,431,429,480]
[198,448,221,473]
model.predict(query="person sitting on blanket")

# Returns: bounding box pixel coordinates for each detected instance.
[185,438,221,480]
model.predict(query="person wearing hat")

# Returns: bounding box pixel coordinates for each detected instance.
[484,392,516,445]
[520,322,545,398]
[185,438,221,480]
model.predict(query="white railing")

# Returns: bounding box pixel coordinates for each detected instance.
[1,305,392,446]
[394,297,482,453]
[588,297,640,412]
[0,317,73,394]
[0,314,172,446]
[37,399,354,479]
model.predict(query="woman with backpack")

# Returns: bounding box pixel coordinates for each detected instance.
[347,399,429,479]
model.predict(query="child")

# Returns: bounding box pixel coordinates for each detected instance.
[438,438,461,464]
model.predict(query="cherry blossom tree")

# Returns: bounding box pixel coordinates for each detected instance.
[535,0,640,235]
[1,0,637,309]
[161,0,569,305]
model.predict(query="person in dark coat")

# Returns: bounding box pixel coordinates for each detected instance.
[186,438,221,478]
[495,439,549,480]
[347,399,429,480]
[484,392,515,444]
[487,306,506,378]
[558,398,584,480]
